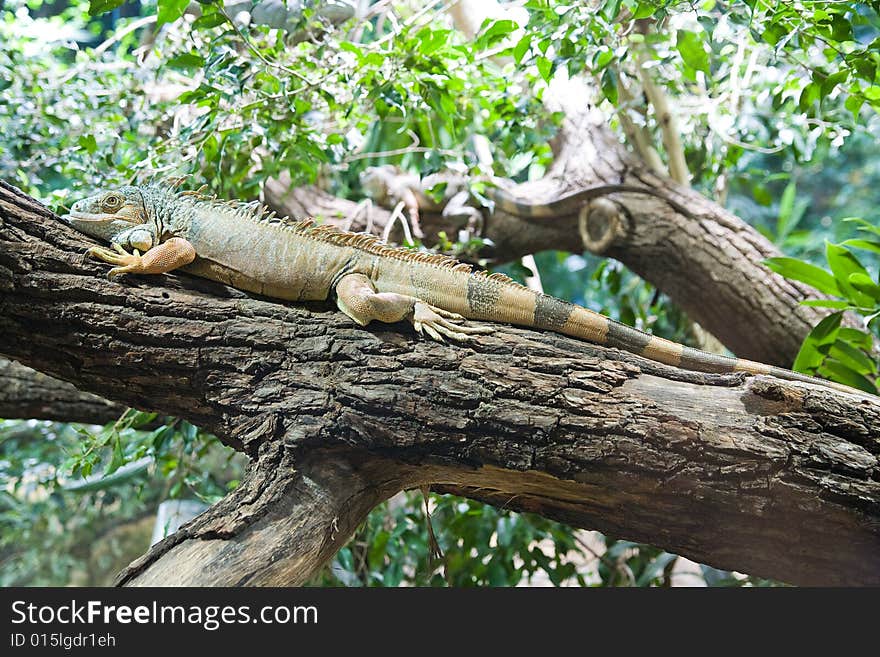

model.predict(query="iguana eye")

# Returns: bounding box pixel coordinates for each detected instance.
[102,194,123,211]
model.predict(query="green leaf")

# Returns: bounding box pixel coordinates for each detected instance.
[845,93,865,117]
[601,0,623,20]
[418,28,450,55]
[513,35,531,64]
[778,182,795,227]
[793,311,842,372]
[798,82,820,112]
[762,23,787,46]
[157,0,190,27]
[475,19,518,50]
[839,328,875,351]
[166,53,206,70]
[64,459,149,492]
[776,181,807,241]
[829,14,853,41]
[193,12,227,29]
[864,86,880,102]
[753,184,772,206]
[764,257,840,297]
[170,480,184,498]
[78,135,97,154]
[636,552,678,587]
[820,70,849,97]
[180,420,198,443]
[854,58,877,82]
[799,299,853,309]
[842,217,880,237]
[676,30,710,74]
[104,435,126,477]
[819,360,877,394]
[826,242,874,306]
[127,410,158,427]
[631,2,656,19]
[848,273,880,301]
[593,47,614,72]
[88,0,125,16]
[537,56,553,83]
[829,340,877,375]
[842,239,880,255]
[150,424,176,452]
[600,67,618,105]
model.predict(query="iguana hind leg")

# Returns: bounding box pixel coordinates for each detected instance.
[87,238,196,279]
[335,273,491,342]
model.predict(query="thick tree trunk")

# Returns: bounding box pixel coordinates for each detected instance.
[2,181,879,587]
[264,106,838,368]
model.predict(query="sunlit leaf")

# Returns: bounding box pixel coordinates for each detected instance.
[676,29,710,74]
[537,55,553,82]
[157,0,190,27]
[826,242,874,306]
[842,239,880,255]
[764,257,840,297]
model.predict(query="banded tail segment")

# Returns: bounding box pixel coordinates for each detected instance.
[559,304,741,373]
[481,288,721,370]
[465,279,735,369]
[463,281,856,394]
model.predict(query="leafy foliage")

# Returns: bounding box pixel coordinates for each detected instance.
[766,225,880,393]
[0,417,243,585]
[315,492,691,587]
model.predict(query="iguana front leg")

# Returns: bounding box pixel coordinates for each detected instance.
[335,273,490,342]
[87,238,196,279]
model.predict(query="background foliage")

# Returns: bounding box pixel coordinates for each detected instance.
[1,0,878,586]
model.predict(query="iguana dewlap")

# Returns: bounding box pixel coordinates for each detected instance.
[62,182,855,394]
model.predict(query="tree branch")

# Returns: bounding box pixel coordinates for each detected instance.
[2,181,879,586]
[636,46,690,185]
[0,357,127,424]
[614,69,666,175]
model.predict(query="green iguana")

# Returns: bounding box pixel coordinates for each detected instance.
[62,181,856,395]
[359,164,692,229]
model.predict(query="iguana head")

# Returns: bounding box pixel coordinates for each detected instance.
[63,185,161,252]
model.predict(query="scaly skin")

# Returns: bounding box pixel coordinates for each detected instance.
[63,182,859,395]
[360,165,692,221]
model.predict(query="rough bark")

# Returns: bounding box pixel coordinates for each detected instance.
[264,105,838,368]
[0,357,126,424]
[2,180,880,587]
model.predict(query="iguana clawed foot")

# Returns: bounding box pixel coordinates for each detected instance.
[412,302,492,343]
[86,243,144,280]
[85,238,196,279]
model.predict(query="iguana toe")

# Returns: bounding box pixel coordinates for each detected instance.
[412,302,492,343]
[86,245,143,279]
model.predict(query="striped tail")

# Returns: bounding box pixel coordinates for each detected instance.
[481,286,859,395]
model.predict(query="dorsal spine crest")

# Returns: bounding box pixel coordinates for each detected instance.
[162,183,517,284]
